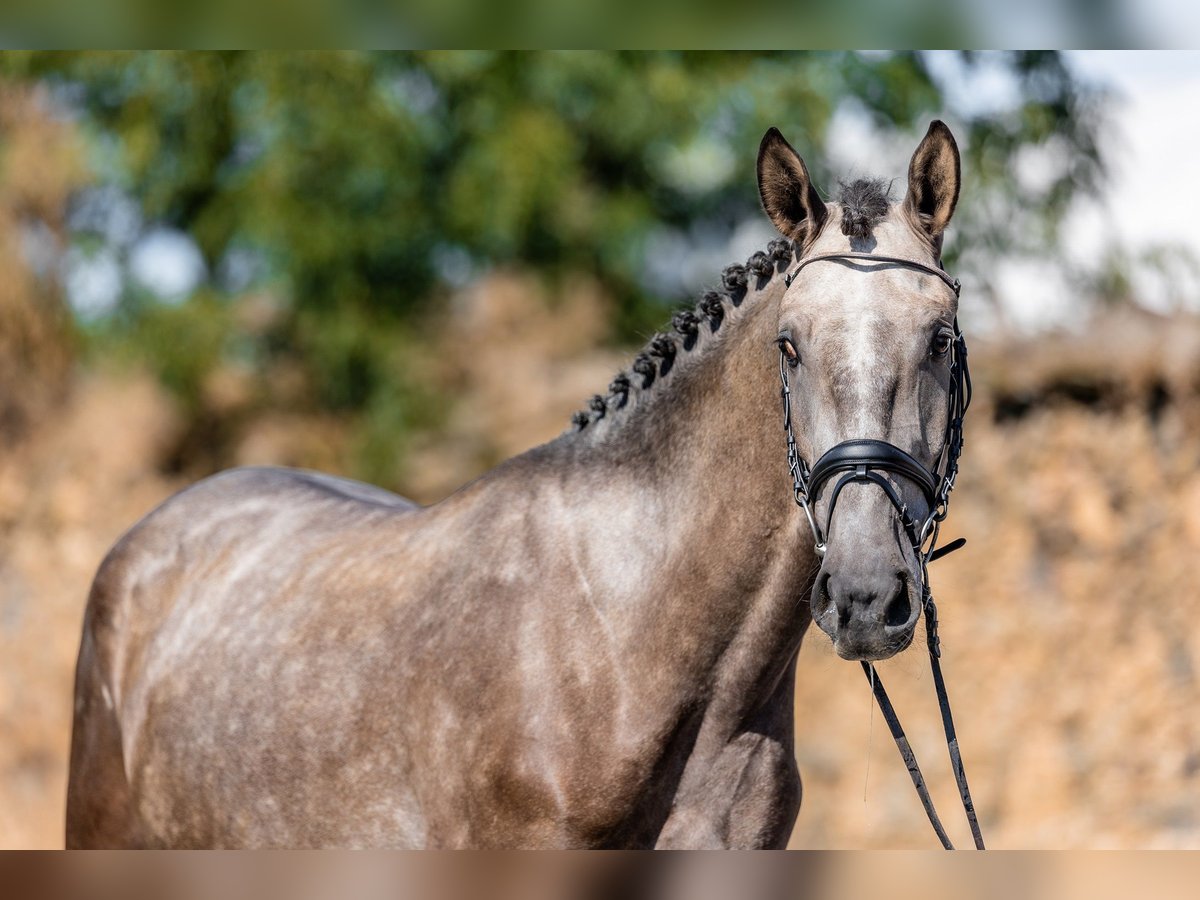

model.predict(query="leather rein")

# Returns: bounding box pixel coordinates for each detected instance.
[779,251,985,850]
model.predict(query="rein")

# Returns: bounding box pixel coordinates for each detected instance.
[780,251,985,850]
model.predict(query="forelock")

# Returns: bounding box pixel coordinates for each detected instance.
[837,177,892,239]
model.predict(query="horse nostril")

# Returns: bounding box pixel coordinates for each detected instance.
[814,573,835,612]
[884,582,912,628]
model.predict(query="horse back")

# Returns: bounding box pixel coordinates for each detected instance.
[65,466,421,848]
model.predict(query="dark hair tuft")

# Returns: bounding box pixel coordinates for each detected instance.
[721,264,748,291]
[722,264,748,306]
[648,333,676,360]
[837,177,891,239]
[699,291,725,328]
[672,310,699,339]
[632,352,657,388]
[747,251,773,279]
[767,239,793,264]
[571,410,590,430]
[608,373,631,408]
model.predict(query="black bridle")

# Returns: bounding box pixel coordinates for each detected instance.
[779,251,985,850]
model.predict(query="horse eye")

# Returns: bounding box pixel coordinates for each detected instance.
[932,328,954,357]
[778,338,800,366]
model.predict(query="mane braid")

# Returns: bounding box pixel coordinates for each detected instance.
[699,291,725,329]
[568,239,795,432]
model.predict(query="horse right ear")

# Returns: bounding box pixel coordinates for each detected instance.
[757,127,827,245]
[904,120,960,243]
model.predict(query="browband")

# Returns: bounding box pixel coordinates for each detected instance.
[785,251,961,297]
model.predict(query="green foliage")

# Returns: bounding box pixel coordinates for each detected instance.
[952,52,1107,260]
[0,51,1107,482]
[93,290,236,415]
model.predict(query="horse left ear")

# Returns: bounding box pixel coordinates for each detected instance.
[757,127,827,245]
[904,120,960,243]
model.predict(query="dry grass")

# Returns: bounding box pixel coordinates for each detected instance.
[0,375,182,847]
[0,85,86,446]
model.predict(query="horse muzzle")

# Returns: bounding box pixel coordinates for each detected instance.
[812,561,922,661]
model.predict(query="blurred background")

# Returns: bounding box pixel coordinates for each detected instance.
[1,50,1199,848]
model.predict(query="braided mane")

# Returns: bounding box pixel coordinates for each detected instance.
[568,238,794,432]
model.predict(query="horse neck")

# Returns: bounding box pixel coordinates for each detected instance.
[547,270,816,698]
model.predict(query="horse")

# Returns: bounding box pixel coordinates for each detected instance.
[66,120,964,849]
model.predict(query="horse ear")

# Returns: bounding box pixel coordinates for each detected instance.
[904,120,961,242]
[757,127,827,244]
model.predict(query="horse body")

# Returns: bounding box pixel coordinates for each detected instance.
[68,121,964,848]
[68,271,812,848]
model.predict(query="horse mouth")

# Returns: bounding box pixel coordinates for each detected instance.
[833,626,915,662]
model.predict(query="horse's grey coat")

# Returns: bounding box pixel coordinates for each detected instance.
[66,122,962,848]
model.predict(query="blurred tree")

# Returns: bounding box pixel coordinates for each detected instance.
[0,51,1106,482]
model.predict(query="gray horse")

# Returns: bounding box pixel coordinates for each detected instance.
[67,121,962,848]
